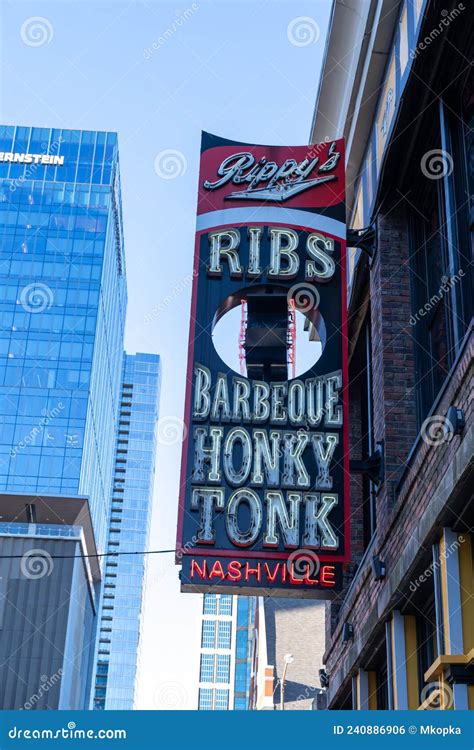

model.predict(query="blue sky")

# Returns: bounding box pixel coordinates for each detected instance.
[1,0,333,708]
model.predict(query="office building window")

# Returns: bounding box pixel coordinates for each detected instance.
[198,688,213,711]
[364,636,389,710]
[234,661,248,692]
[236,597,249,626]
[235,629,248,659]
[218,595,232,616]
[350,314,375,547]
[203,594,217,615]
[199,653,215,683]
[409,97,472,425]
[376,662,389,710]
[234,696,247,710]
[201,620,216,649]
[410,167,452,421]
[214,689,229,710]
[216,654,230,683]
[416,598,438,703]
[217,620,231,649]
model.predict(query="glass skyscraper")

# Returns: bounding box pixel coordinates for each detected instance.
[197,594,257,710]
[234,597,257,710]
[0,125,128,709]
[0,125,126,549]
[93,353,161,710]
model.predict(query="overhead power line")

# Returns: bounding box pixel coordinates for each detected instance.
[1,548,178,560]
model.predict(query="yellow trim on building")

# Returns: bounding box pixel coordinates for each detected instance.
[418,689,441,710]
[368,671,377,710]
[355,672,361,709]
[468,685,474,710]
[424,650,474,682]
[458,534,474,652]
[440,672,453,711]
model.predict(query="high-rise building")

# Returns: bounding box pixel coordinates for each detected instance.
[93,353,161,710]
[0,125,127,709]
[233,596,258,710]
[197,594,257,710]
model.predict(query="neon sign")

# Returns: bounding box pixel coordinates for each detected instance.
[176,132,348,598]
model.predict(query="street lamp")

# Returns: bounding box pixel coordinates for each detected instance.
[280,653,294,711]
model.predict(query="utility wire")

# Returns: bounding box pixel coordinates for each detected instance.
[0,549,178,560]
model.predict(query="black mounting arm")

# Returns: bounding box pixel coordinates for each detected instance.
[350,441,384,486]
[347,225,376,259]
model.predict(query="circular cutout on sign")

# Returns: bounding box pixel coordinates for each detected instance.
[211,284,326,380]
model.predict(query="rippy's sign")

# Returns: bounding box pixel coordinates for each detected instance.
[176,132,349,598]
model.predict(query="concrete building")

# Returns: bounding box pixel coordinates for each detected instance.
[311,0,473,710]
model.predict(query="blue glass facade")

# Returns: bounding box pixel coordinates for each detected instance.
[93,353,161,710]
[0,125,127,708]
[0,125,127,555]
[233,597,257,710]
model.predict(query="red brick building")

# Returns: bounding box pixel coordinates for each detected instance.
[311,0,473,710]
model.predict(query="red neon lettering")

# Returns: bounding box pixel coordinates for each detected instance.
[190,559,207,579]
[244,562,261,582]
[303,572,319,586]
[227,560,242,581]
[288,563,304,585]
[321,565,336,587]
[303,561,319,585]
[264,562,280,583]
[289,561,320,585]
[209,560,225,580]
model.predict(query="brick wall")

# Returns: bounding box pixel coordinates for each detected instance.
[325,362,366,646]
[264,598,326,709]
[370,206,418,507]
[323,202,473,704]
